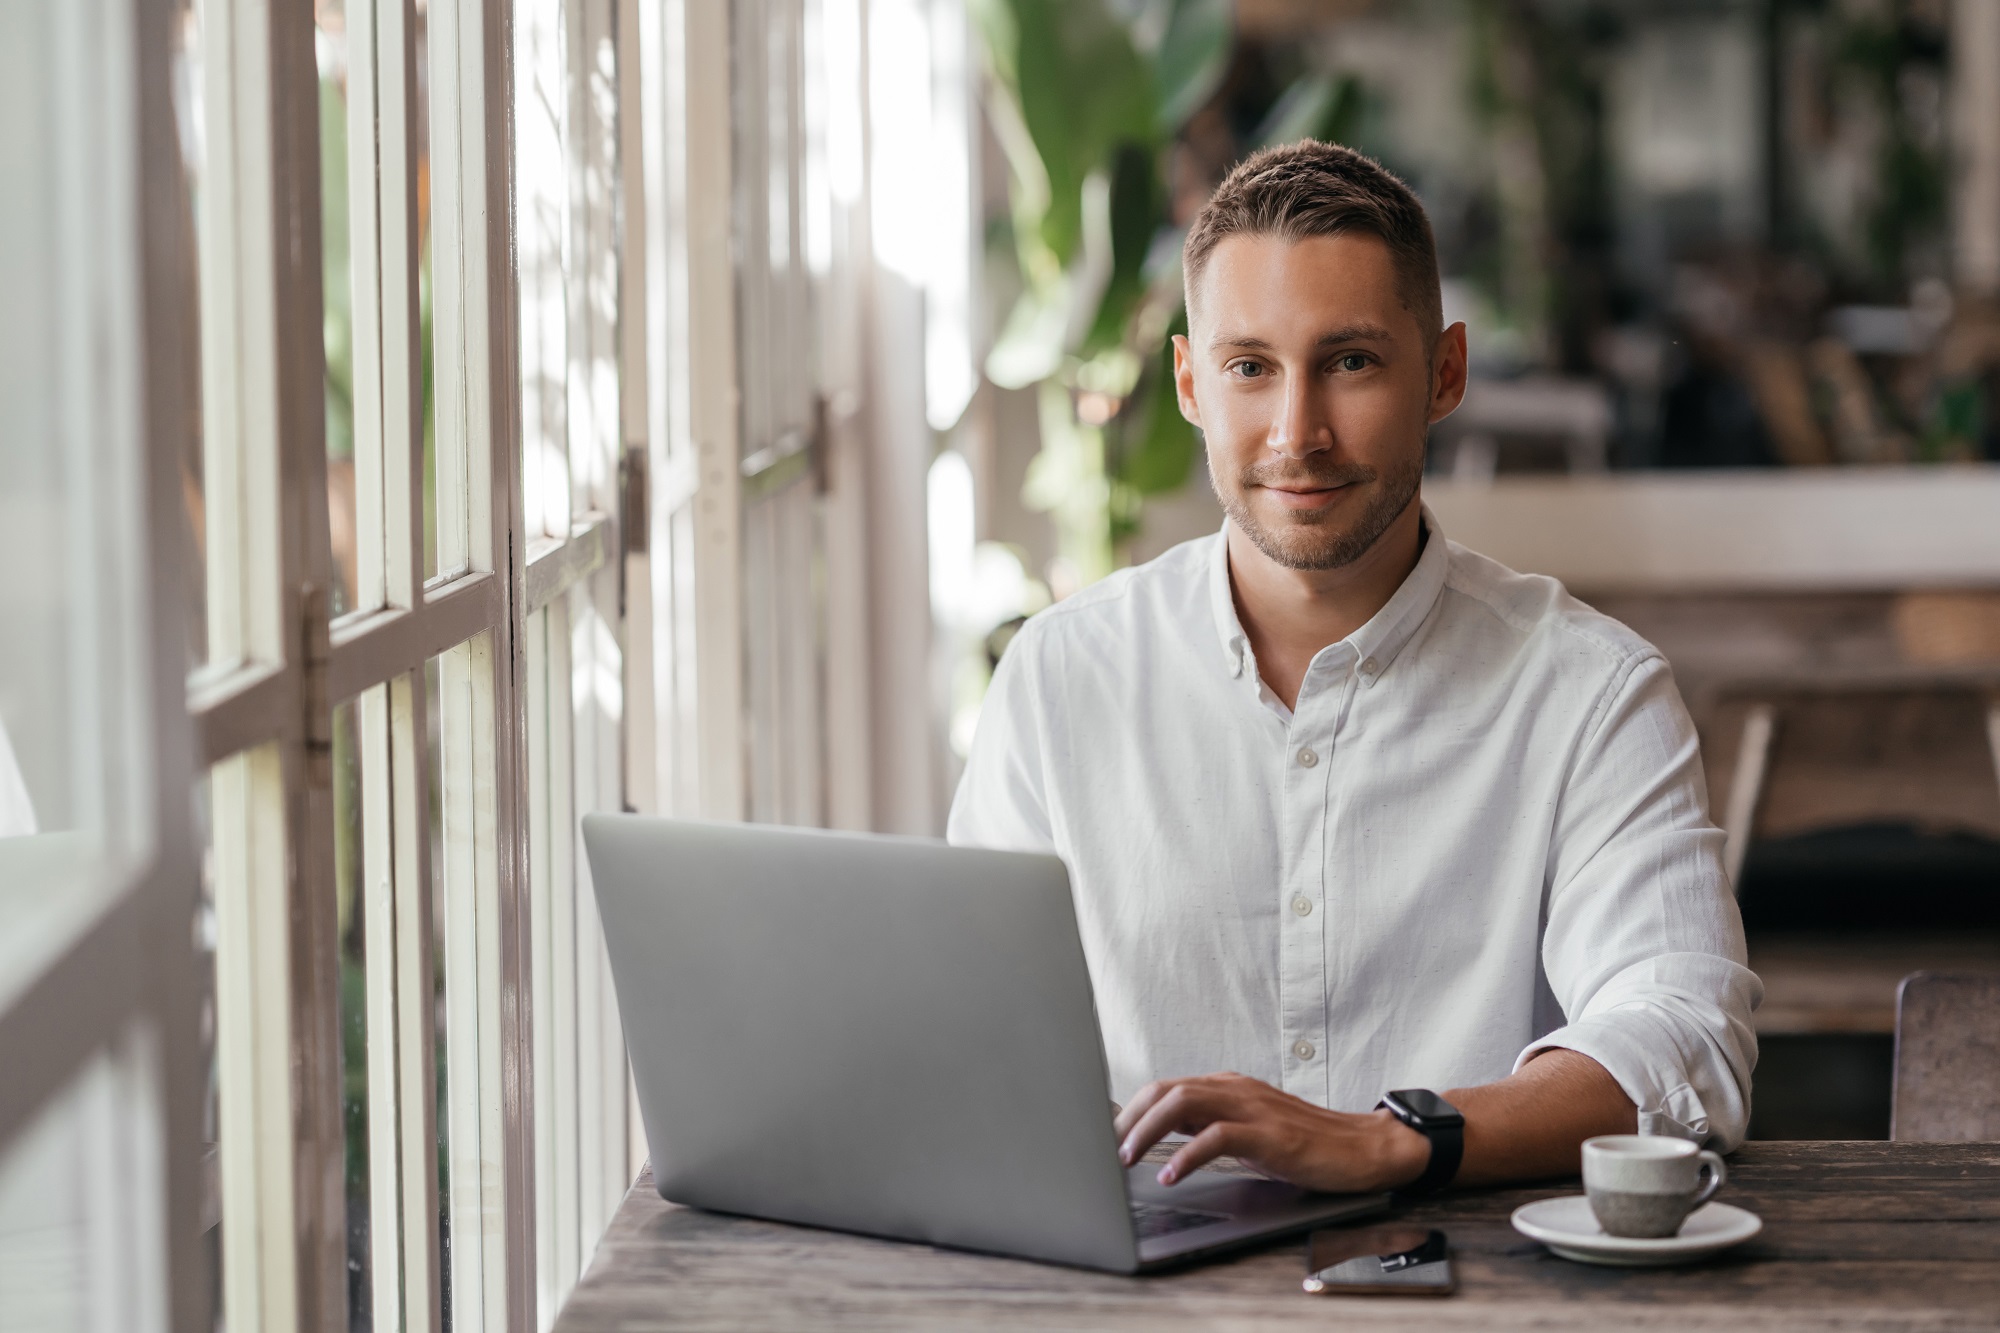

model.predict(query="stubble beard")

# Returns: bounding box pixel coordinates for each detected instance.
[1212,446,1425,572]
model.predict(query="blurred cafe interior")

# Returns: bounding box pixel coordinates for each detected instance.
[2,0,1998,1328]
[949,0,2000,1144]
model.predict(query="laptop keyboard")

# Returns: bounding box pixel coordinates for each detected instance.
[1130,1201,1230,1240]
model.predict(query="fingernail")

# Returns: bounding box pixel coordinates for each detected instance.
[1158,1165,1176,1186]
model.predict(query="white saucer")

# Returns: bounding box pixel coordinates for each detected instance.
[1511,1194,1763,1267]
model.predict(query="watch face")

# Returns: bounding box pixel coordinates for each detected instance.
[1388,1088,1464,1127]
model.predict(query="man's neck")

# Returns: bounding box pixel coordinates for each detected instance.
[1226,498,1425,712]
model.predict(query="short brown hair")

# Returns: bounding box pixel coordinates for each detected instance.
[1183,140,1442,344]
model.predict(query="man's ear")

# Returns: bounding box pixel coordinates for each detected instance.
[1172,334,1201,428]
[1427,321,1469,425]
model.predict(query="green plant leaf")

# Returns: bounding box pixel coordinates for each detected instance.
[1252,71,1363,149]
[993,0,1155,265]
[987,281,1072,389]
[320,74,354,464]
[1153,0,1232,134]
[965,0,1019,89]
[1079,143,1163,356]
[1113,331,1201,496]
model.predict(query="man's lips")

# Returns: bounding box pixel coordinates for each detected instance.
[1260,481,1354,509]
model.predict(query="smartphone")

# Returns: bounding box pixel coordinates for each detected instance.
[1302,1225,1455,1296]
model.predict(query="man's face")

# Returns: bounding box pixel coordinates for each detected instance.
[1174,232,1465,572]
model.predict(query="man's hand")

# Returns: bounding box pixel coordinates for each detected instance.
[1113,1073,1430,1192]
[1114,1050,1639,1193]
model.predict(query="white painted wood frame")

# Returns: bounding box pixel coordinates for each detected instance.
[737,0,830,827]
[192,0,346,1328]
[633,0,887,833]
[181,0,561,1325]
[0,0,207,1328]
[61,0,943,1326]
[639,0,747,822]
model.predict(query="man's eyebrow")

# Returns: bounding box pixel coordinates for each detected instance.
[1207,332,1276,352]
[1206,323,1397,352]
[1317,322,1395,345]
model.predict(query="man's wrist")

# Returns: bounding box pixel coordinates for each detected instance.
[1371,1108,1433,1190]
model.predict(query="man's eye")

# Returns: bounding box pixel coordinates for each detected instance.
[1232,361,1264,378]
[1336,353,1369,372]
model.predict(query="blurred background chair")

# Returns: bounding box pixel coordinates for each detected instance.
[1428,376,1614,480]
[1710,671,2000,891]
[1892,972,2000,1142]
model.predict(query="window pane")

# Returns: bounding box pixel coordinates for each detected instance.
[0,0,158,989]
[426,633,511,1331]
[0,1032,170,1332]
[172,0,208,671]
[338,672,454,1333]
[193,772,224,1333]
[0,1065,95,1332]
[325,0,441,610]
[320,0,361,615]
[517,0,571,545]
[332,699,373,1328]
[424,653,454,1330]
[418,5,438,584]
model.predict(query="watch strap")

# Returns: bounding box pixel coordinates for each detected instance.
[1402,1116,1462,1198]
[1378,1094,1464,1199]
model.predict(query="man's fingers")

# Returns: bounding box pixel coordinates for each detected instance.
[1112,1080,1172,1142]
[1118,1082,1226,1167]
[1161,1121,1244,1186]
[1118,1084,1192,1165]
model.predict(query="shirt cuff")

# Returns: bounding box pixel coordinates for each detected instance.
[1514,1009,1728,1147]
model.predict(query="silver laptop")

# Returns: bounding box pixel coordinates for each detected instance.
[582,814,1390,1273]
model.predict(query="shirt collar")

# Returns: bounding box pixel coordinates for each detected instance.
[1207,502,1452,687]
[1208,520,1252,677]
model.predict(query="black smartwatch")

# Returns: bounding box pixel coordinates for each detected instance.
[1377,1088,1464,1199]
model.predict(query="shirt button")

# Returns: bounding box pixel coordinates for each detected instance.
[1291,895,1313,917]
[1293,1039,1316,1061]
[1360,657,1379,676]
[1295,746,1318,768]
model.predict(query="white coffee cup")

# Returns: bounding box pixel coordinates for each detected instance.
[1581,1134,1726,1239]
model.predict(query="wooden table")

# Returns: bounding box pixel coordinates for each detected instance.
[555,1142,2000,1331]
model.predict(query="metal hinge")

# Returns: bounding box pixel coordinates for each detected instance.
[813,391,830,494]
[301,582,333,787]
[620,442,649,556]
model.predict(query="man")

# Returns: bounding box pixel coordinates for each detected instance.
[948,141,1759,1198]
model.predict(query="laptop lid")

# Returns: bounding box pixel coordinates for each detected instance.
[583,814,1141,1272]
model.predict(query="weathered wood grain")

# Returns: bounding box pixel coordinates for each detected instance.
[554,1141,2000,1331]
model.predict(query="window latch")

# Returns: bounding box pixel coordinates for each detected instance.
[301,581,332,788]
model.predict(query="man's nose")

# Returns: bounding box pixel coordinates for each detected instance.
[1267,374,1333,459]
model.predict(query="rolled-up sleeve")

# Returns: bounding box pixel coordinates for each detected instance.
[946,625,1057,855]
[1518,653,1762,1150]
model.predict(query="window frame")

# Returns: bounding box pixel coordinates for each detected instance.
[0,0,210,1325]
[184,0,540,1327]
[5,0,925,1324]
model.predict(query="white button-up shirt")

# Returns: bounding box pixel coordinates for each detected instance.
[948,511,1760,1148]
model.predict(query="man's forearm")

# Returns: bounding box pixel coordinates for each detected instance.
[1115,1050,1638,1195]
[1440,1048,1637,1187]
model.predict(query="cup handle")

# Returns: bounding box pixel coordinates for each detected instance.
[1692,1150,1726,1208]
